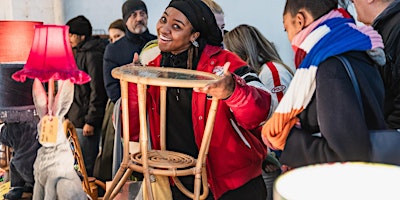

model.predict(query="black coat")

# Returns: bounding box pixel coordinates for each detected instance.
[103,29,157,103]
[66,37,108,128]
[0,121,40,186]
[373,1,400,129]
[280,51,386,168]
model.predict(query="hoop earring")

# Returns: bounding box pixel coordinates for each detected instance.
[191,40,199,47]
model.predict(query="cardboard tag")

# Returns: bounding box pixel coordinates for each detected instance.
[39,116,58,144]
[0,181,10,200]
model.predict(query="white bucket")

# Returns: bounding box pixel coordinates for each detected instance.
[274,162,400,200]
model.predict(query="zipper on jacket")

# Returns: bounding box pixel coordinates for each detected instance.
[230,119,251,148]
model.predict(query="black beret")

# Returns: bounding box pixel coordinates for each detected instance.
[167,0,223,46]
[66,15,92,37]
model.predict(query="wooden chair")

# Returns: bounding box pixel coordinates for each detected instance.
[64,119,106,200]
[0,142,11,171]
[103,65,220,200]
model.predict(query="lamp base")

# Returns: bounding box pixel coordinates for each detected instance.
[0,63,35,123]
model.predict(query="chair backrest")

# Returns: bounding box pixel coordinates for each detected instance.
[64,120,106,200]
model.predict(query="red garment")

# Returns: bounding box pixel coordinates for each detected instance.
[127,45,271,199]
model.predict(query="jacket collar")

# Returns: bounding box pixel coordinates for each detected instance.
[373,1,400,27]
[200,45,222,59]
[125,29,154,42]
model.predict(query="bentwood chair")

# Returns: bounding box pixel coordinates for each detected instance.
[103,64,220,200]
[64,119,106,200]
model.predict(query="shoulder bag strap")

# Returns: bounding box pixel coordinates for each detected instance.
[334,55,364,116]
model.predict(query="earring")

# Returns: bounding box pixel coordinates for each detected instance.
[192,40,199,47]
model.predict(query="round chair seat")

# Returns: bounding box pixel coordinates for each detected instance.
[131,150,196,169]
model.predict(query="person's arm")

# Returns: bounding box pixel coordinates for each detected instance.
[224,67,271,130]
[385,40,400,129]
[103,46,121,102]
[84,51,107,133]
[195,53,271,131]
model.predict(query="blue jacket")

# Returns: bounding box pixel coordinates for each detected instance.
[103,29,156,102]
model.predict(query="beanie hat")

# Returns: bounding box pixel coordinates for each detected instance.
[66,15,92,38]
[122,0,148,23]
[167,0,222,46]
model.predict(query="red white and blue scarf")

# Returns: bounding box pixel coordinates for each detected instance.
[261,9,384,150]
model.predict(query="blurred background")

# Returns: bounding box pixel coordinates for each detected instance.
[0,0,360,69]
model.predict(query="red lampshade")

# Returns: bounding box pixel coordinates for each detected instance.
[0,21,43,63]
[12,25,91,84]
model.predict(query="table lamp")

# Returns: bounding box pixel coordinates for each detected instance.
[0,21,42,112]
[12,24,90,110]
[12,24,90,84]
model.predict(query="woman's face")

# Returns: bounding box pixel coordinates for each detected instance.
[156,7,199,55]
[214,13,225,35]
[108,28,125,43]
[352,0,373,25]
[283,12,301,42]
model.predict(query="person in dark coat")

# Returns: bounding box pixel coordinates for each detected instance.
[65,15,107,177]
[262,0,387,168]
[349,0,400,129]
[0,119,40,200]
[103,0,157,103]
[0,63,40,200]
[94,0,156,183]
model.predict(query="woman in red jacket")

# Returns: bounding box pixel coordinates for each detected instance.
[128,0,272,199]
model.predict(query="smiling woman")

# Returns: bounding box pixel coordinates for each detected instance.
[156,7,199,56]
[125,0,274,199]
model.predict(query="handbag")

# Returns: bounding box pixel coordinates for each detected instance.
[335,55,400,165]
[141,175,172,200]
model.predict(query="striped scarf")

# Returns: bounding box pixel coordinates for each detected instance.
[261,9,384,150]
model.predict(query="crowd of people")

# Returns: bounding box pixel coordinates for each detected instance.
[1,0,399,199]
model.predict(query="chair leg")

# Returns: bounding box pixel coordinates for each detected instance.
[171,168,209,200]
[110,168,134,199]
[199,168,209,200]
[103,165,130,200]
[194,171,201,200]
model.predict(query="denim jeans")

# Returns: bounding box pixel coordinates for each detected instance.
[76,127,101,177]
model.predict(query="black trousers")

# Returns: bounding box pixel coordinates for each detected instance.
[171,175,267,200]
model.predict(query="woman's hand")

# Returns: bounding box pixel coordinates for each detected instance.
[193,62,235,100]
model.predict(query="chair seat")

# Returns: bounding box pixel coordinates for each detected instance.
[131,150,196,169]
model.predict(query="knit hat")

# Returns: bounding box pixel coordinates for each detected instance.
[66,15,92,37]
[122,0,147,23]
[167,0,222,46]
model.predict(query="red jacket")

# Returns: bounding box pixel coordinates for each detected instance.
[127,45,271,199]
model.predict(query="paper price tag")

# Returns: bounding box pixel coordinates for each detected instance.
[39,116,58,144]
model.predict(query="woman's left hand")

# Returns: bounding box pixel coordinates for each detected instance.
[132,52,142,66]
[193,62,235,100]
